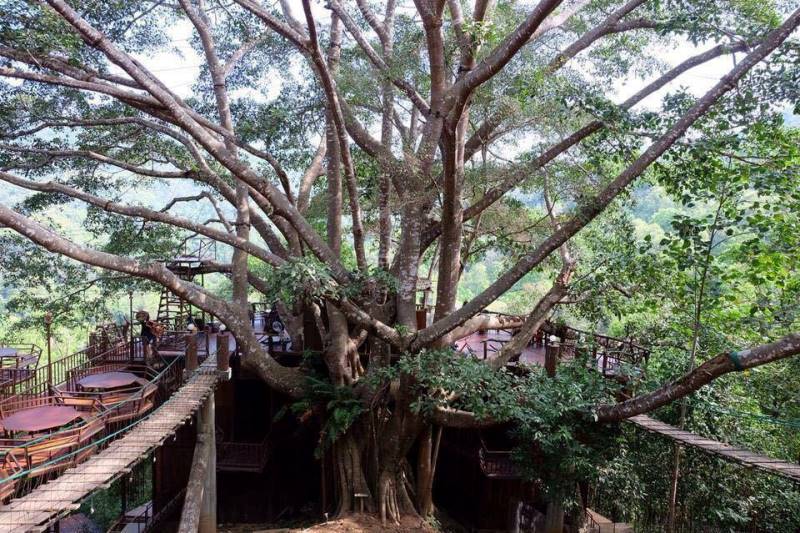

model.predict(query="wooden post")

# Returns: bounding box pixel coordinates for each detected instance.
[121,474,129,515]
[545,343,558,377]
[218,332,230,370]
[178,397,217,533]
[44,312,52,389]
[186,333,198,373]
[416,308,427,330]
[217,339,230,375]
[199,397,217,533]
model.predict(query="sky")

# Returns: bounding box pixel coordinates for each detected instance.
[136,18,743,107]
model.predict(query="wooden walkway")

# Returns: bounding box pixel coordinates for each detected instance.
[0,356,220,533]
[629,415,800,482]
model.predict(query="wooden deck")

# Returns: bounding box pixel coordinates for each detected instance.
[455,329,547,365]
[629,415,800,482]
[0,355,220,533]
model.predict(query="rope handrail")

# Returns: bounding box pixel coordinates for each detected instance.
[699,402,800,430]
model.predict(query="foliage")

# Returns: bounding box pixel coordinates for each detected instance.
[258,257,340,307]
[281,374,366,459]
[387,350,620,507]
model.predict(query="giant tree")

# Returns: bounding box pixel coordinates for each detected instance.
[0,0,799,524]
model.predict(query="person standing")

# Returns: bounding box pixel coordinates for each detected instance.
[135,310,159,363]
[113,309,130,341]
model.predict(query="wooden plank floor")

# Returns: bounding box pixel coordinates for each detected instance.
[629,415,800,482]
[0,356,219,533]
[455,329,547,365]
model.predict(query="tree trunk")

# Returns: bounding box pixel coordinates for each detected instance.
[332,432,371,516]
[415,424,441,517]
[329,415,420,524]
[544,502,564,533]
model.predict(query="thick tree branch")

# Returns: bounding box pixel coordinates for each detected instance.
[302,0,367,271]
[419,39,753,252]
[445,0,564,115]
[596,333,800,421]
[0,170,282,267]
[0,203,304,396]
[328,0,430,115]
[44,0,351,282]
[411,9,800,348]
[545,0,651,72]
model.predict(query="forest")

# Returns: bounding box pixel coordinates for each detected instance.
[0,0,799,531]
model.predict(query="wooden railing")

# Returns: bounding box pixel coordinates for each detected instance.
[182,237,217,261]
[0,357,184,499]
[217,436,270,473]
[0,344,42,391]
[478,446,519,479]
[0,339,139,400]
[468,312,650,375]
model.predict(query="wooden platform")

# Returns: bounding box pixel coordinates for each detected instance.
[0,356,220,532]
[455,329,546,365]
[629,415,800,482]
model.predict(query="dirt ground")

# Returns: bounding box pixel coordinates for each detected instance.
[220,512,455,532]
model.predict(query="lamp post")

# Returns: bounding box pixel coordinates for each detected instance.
[545,334,560,377]
[44,312,53,388]
[128,289,134,363]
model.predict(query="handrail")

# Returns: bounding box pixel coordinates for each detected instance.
[460,315,650,373]
[0,357,183,489]
[479,311,648,353]
[0,338,136,400]
[0,357,181,457]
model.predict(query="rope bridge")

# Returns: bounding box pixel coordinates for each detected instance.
[629,414,800,482]
[0,354,219,533]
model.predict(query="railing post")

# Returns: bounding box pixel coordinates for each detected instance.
[199,383,217,533]
[186,333,198,374]
[217,338,230,378]
[44,312,53,389]
[121,474,129,514]
[179,397,217,533]
[217,333,230,372]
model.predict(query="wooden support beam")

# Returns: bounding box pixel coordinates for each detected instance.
[177,396,216,533]
[186,333,199,373]
[200,398,216,533]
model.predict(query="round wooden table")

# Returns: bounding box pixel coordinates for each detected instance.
[1,405,82,433]
[0,348,18,358]
[77,371,141,390]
